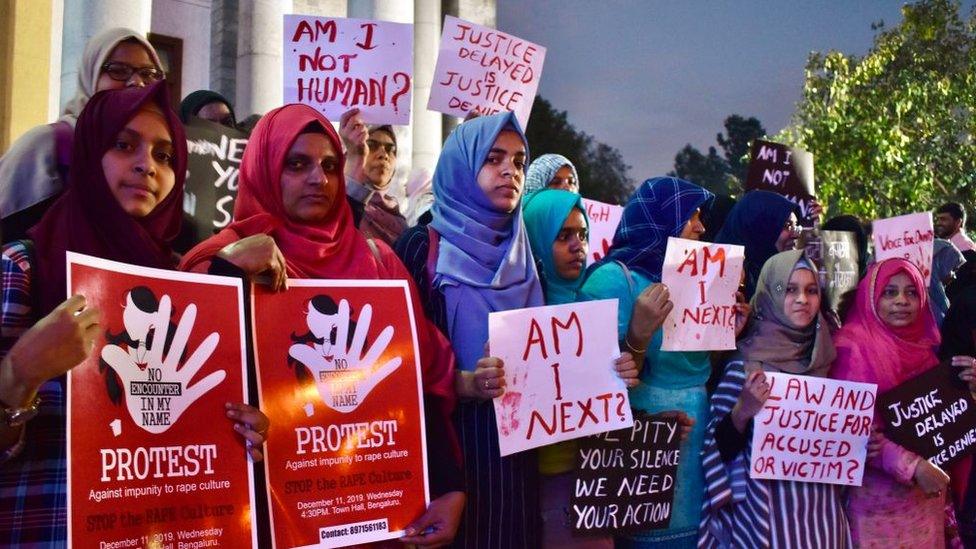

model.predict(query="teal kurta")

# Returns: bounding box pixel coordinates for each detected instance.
[580,261,709,549]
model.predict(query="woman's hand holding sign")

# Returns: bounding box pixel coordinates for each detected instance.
[731,369,770,433]
[217,234,288,291]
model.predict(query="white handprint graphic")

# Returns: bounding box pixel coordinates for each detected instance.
[100,287,225,434]
[288,295,401,413]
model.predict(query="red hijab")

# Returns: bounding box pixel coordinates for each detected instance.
[831,258,941,392]
[29,82,186,317]
[179,104,379,278]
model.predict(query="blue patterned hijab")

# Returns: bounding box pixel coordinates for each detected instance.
[523,153,579,199]
[430,112,544,371]
[523,189,589,305]
[599,177,713,280]
[714,190,799,299]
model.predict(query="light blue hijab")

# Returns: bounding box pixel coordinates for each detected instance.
[523,189,589,305]
[430,112,544,371]
[523,153,579,199]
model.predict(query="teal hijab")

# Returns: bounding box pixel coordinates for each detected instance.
[523,189,589,305]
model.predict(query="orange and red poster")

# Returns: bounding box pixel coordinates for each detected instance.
[252,279,429,548]
[66,252,256,548]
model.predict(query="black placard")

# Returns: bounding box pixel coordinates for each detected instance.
[821,230,860,312]
[174,117,248,253]
[744,139,816,226]
[570,413,680,536]
[879,362,976,467]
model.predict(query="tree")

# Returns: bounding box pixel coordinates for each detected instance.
[669,115,767,196]
[775,0,976,221]
[525,96,635,204]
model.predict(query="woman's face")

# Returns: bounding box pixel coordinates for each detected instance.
[197,101,235,127]
[877,272,921,328]
[547,165,578,192]
[476,130,526,213]
[95,41,160,93]
[552,208,588,280]
[280,132,341,224]
[776,212,801,251]
[102,105,176,217]
[679,209,706,240]
[783,268,820,328]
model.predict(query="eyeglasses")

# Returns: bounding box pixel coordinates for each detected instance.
[367,139,396,156]
[101,62,165,83]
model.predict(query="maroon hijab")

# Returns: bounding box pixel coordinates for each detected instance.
[29,82,186,317]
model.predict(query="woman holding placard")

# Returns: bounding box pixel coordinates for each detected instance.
[699,249,851,548]
[714,190,801,300]
[522,188,640,547]
[394,112,546,547]
[180,103,466,546]
[578,177,719,549]
[0,83,268,545]
[831,258,960,547]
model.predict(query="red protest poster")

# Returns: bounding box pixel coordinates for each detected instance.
[66,252,255,548]
[252,279,428,548]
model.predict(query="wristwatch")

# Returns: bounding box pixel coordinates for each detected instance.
[0,396,41,427]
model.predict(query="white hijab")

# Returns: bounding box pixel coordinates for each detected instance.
[61,28,162,122]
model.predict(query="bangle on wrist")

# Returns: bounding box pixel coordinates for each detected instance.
[623,335,647,355]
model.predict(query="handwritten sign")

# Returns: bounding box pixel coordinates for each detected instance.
[750,372,877,486]
[284,15,413,124]
[661,237,744,351]
[176,117,248,253]
[582,198,623,265]
[427,15,545,128]
[488,299,634,457]
[821,230,860,312]
[744,140,816,226]
[252,280,428,547]
[879,363,976,468]
[570,413,680,536]
[872,212,935,285]
[67,253,255,548]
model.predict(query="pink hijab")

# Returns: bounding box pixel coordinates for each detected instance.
[831,258,941,392]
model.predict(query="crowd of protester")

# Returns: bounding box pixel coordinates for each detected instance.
[1,27,975,549]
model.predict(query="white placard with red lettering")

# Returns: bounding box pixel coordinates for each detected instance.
[284,15,413,124]
[488,299,634,457]
[582,198,624,265]
[661,237,744,351]
[750,372,877,486]
[427,16,546,128]
[872,212,935,286]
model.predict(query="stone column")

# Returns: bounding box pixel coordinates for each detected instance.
[59,0,152,112]
[235,0,292,118]
[412,0,441,175]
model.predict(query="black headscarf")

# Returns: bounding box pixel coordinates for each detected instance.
[179,90,236,126]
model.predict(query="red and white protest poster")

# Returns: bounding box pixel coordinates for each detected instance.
[581,198,623,265]
[872,211,935,285]
[661,237,744,351]
[750,372,877,486]
[284,14,413,124]
[488,299,634,457]
[252,280,428,548]
[66,252,255,548]
[427,15,546,128]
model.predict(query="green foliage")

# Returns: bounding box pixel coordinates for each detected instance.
[669,115,766,196]
[775,0,976,222]
[525,96,635,204]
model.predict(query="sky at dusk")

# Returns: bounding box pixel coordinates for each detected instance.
[497,1,973,183]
